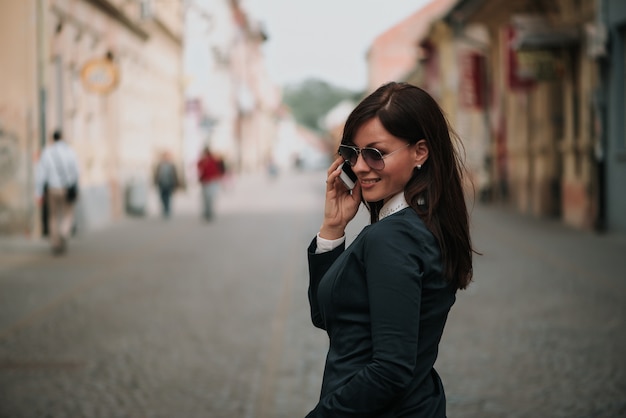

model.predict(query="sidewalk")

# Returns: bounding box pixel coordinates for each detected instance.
[0,233,50,256]
[1,171,624,418]
[0,171,325,251]
[3,176,625,252]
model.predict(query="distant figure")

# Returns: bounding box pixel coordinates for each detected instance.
[154,151,180,218]
[196,147,223,221]
[35,129,80,255]
[267,156,279,179]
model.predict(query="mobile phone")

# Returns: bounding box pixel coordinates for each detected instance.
[339,162,357,190]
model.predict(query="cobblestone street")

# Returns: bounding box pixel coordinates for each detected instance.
[1,171,625,418]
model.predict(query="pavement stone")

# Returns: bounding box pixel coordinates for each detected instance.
[0,171,625,418]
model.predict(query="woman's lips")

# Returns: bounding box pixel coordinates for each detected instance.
[359,178,380,189]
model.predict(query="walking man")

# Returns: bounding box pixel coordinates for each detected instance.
[154,151,180,219]
[35,129,80,255]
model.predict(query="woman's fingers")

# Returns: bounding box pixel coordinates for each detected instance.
[326,157,344,189]
[327,156,343,175]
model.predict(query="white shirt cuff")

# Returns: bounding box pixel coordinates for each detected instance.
[315,233,346,254]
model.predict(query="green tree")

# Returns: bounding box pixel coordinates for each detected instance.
[282,78,362,134]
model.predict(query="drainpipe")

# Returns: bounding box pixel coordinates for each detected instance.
[36,0,47,149]
[593,0,609,232]
[34,0,48,237]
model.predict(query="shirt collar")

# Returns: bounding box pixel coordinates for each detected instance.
[378,192,409,220]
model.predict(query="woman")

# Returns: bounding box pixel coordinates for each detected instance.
[306,82,474,417]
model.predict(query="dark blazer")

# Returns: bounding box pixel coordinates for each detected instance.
[306,207,456,417]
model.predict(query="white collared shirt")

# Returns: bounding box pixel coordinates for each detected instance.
[315,192,409,254]
[377,192,409,220]
[35,141,80,198]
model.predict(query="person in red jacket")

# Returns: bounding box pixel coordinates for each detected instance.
[197,146,223,221]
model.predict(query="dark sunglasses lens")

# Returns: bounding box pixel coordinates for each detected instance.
[362,149,384,169]
[339,146,358,165]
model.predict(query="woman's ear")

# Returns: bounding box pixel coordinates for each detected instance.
[414,139,429,167]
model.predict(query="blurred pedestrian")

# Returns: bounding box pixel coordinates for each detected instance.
[35,129,80,255]
[267,156,279,179]
[306,82,475,417]
[154,151,180,219]
[196,146,223,221]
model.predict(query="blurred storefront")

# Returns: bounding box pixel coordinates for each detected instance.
[597,0,626,232]
[374,0,626,233]
[434,0,623,233]
[405,17,491,198]
[0,0,185,236]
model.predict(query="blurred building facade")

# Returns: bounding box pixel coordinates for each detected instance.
[367,0,626,234]
[322,99,357,150]
[366,0,458,93]
[272,111,331,173]
[598,0,626,233]
[184,0,281,181]
[1,0,283,238]
[0,0,185,235]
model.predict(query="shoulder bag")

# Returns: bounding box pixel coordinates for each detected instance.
[51,148,79,203]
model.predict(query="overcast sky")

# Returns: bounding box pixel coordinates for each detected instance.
[244,0,433,91]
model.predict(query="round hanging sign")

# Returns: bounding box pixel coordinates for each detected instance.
[81,58,120,95]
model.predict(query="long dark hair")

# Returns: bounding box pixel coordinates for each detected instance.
[341,82,474,290]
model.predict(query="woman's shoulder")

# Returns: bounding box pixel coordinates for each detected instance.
[363,208,435,247]
[373,208,428,232]
[357,208,442,274]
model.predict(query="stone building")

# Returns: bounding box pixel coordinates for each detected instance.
[597,0,626,232]
[431,0,609,231]
[0,0,185,236]
[372,0,625,233]
[366,0,457,93]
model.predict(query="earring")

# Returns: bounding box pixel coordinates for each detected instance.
[416,164,422,170]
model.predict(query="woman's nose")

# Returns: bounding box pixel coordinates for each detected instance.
[352,152,369,173]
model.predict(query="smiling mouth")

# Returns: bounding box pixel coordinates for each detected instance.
[360,179,380,185]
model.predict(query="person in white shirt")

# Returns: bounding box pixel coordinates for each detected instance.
[35,129,80,255]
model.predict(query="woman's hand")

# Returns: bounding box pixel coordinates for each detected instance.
[319,157,362,240]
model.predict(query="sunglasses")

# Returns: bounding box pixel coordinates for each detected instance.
[338,143,410,170]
